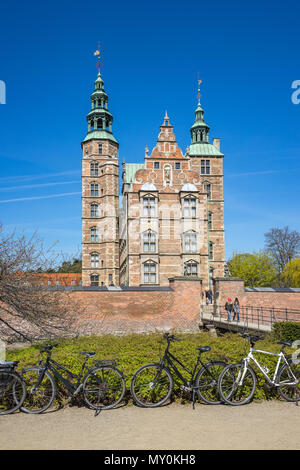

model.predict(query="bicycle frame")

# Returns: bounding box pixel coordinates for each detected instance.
[36,356,91,396]
[160,345,207,389]
[239,347,298,387]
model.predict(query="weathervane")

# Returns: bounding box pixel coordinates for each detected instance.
[197,73,202,104]
[94,42,102,75]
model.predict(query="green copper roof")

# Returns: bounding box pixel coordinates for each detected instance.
[188,143,224,157]
[190,120,210,129]
[124,163,145,184]
[82,130,118,144]
[87,108,113,118]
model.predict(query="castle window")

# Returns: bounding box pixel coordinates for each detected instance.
[154,162,160,169]
[201,160,210,175]
[90,183,99,197]
[204,183,211,199]
[209,242,214,260]
[90,274,99,286]
[184,197,196,217]
[143,197,155,217]
[208,211,212,230]
[175,162,181,170]
[90,253,99,268]
[98,143,102,155]
[91,203,99,217]
[184,231,197,253]
[184,260,198,277]
[109,274,113,284]
[143,261,156,284]
[90,162,98,176]
[90,226,98,242]
[143,230,156,253]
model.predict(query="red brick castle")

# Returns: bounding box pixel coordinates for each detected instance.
[81,61,225,288]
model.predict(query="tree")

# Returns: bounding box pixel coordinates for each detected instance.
[281,258,300,288]
[0,223,78,342]
[227,251,277,287]
[264,226,300,278]
[57,257,82,273]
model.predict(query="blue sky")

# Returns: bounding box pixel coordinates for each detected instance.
[0,0,299,260]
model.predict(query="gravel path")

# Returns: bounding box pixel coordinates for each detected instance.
[1,401,299,450]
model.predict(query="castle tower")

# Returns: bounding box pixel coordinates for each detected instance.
[81,58,119,286]
[187,78,225,286]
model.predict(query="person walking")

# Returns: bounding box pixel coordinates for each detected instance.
[224,297,233,321]
[233,298,240,322]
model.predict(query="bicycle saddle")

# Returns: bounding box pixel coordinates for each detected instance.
[195,346,211,353]
[41,344,58,353]
[277,341,292,348]
[80,352,96,357]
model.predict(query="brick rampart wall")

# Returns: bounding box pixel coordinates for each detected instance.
[71,278,203,335]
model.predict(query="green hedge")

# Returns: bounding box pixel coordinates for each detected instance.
[272,322,300,342]
[6,331,293,404]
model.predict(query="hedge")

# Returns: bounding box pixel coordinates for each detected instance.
[6,331,295,404]
[272,322,300,342]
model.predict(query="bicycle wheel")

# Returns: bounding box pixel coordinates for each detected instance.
[83,366,126,410]
[130,363,173,408]
[0,370,26,415]
[277,362,300,402]
[195,361,226,405]
[218,362,257,406]
[20,367,56,414]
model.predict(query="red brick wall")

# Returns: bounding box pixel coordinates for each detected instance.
[214,277,300,322]
[73,278,203,335]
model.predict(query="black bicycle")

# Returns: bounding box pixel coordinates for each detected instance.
[20,344,126,414]
[130,333,227,408]
[0,361,26,415]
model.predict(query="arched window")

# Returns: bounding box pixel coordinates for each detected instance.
[90,183,99,197]
[90,226,98,242]
[183,197,196,217]
[90,203,98,217]
[90,253,99,268]
[143,230,156,253]
[184,231,197,253]
[143,261,157,284]
[184,260,198,277]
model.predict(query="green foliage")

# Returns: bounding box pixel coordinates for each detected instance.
[227,250,277,287]
[57,258,82,273]
[281,258,300,287]
[272,322,300,342]
[6,332,294,404]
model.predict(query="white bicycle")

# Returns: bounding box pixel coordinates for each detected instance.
[218,334,300,405]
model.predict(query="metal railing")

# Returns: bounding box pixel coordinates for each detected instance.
[202,305,300,332]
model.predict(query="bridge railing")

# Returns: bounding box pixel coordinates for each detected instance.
[211,305,300,329]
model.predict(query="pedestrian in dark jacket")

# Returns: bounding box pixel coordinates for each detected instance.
[225,297,233,321]
[233,298,240,321]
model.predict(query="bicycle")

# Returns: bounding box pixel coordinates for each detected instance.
[20,344,126,414]
[130,332,227,408]
[218,334,300,406]
[0,361,26,415]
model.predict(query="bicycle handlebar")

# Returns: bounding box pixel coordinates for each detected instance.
[40,344,58,353]
[163,333,181,342]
